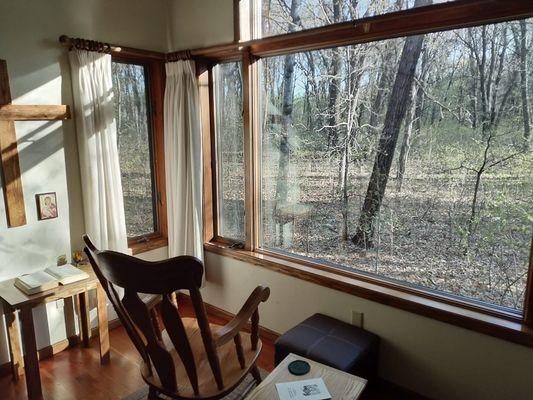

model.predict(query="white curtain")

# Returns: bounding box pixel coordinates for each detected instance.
[69,49,128,253]
[164,60,203,261]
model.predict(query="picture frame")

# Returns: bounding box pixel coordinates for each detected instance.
[36,192,58,220]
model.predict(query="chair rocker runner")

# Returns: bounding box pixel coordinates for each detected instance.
[83,235,270,399]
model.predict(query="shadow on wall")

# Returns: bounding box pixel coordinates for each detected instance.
[1,51,85,252]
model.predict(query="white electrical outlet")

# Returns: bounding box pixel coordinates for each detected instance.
[351,310,364,328]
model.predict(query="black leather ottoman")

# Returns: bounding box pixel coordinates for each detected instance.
[275,313,379,380]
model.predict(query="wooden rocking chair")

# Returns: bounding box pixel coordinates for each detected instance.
[83,235,270,399]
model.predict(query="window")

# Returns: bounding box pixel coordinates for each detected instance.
[257,0,458,39]
[111,58,166,251]
[207,1,533,337]
[259,19,533,312]
[214,62,245,241]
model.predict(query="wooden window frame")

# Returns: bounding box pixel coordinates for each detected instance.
[111,54,168,255]
[200,0,533,346]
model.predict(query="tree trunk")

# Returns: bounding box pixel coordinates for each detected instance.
[352,0,430,247]
[340,137,350,240]
[327,0,342,148]
[515,20,531,150]
[369,48,393,130]
[468,55,478,129]
[274,0,301,245]
[477,26,490,137]
[396,81,417,191]
[340,47,367,240]
[397,44,428,191]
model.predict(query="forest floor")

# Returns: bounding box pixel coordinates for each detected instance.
[254,149,533,311]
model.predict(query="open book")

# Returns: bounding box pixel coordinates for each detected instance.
[14,264,90,295]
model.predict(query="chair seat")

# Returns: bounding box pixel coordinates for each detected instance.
[139,293,162,309]
[141,317,261,399]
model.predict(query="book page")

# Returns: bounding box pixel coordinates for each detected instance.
[45,264,89,284]
[15,271,59,294]
[17,271,58,289]
[275,378,331,400]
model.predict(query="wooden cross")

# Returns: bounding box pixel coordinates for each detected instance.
[0,59,71,227]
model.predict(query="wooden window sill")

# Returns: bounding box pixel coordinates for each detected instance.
[204,241,533,349]
[129,236,168,255]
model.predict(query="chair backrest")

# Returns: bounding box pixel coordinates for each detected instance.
[83,234,220,395]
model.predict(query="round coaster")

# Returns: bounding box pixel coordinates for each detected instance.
[288,359,310,376]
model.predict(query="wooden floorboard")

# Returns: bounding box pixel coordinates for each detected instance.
[0,299,276,400]
[0,299,411,399]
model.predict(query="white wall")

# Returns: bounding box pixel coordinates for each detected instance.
[202,252,533,400]
[168,0,234,51]
[0,0,171,365]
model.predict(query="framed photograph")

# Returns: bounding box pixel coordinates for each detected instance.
[36,192,58,220]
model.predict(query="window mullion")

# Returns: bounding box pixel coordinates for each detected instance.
[199,66,216,243]
[242,49,258,251]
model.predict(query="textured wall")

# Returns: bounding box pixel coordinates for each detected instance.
[202,252,533,400]
[167,0,234,51]
[0,0,171,365]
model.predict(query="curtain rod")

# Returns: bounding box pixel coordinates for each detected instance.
[59,35,166,61]
[60,1,533,64]
[166,50,193,62]
[59,34,232,63]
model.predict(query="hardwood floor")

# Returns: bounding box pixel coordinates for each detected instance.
[0,300,413,399]
[0,300,275,400]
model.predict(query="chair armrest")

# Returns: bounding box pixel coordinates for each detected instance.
[212,285,270,347]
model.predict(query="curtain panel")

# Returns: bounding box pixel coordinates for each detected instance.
[69,49,128,253]
[164,60,203,261]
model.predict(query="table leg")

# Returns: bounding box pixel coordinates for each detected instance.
[77,291,91,347]
[19,307,42,399]
[3,302,24,380]
[96,284,110,364]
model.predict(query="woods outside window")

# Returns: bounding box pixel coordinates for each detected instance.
[214,62,246,241]
[111,56,167,253]
[204,0,533,342]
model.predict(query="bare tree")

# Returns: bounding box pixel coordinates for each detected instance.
[339,46,367,240]
[352,0,431,248]
[396,79,417,192]
[462,24,513,137]
[274,0,301,245]
[326,0,343,148]
[460,130,522,252]
[513,20,531,150]
[369,43,395,131]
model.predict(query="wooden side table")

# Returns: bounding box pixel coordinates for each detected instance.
[0,265,109,399]
[246,353,367,400]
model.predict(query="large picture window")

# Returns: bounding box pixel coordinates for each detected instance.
[208,0,533,339]
[259,18,532,311]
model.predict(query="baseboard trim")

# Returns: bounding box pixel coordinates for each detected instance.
[0,359,12,377]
